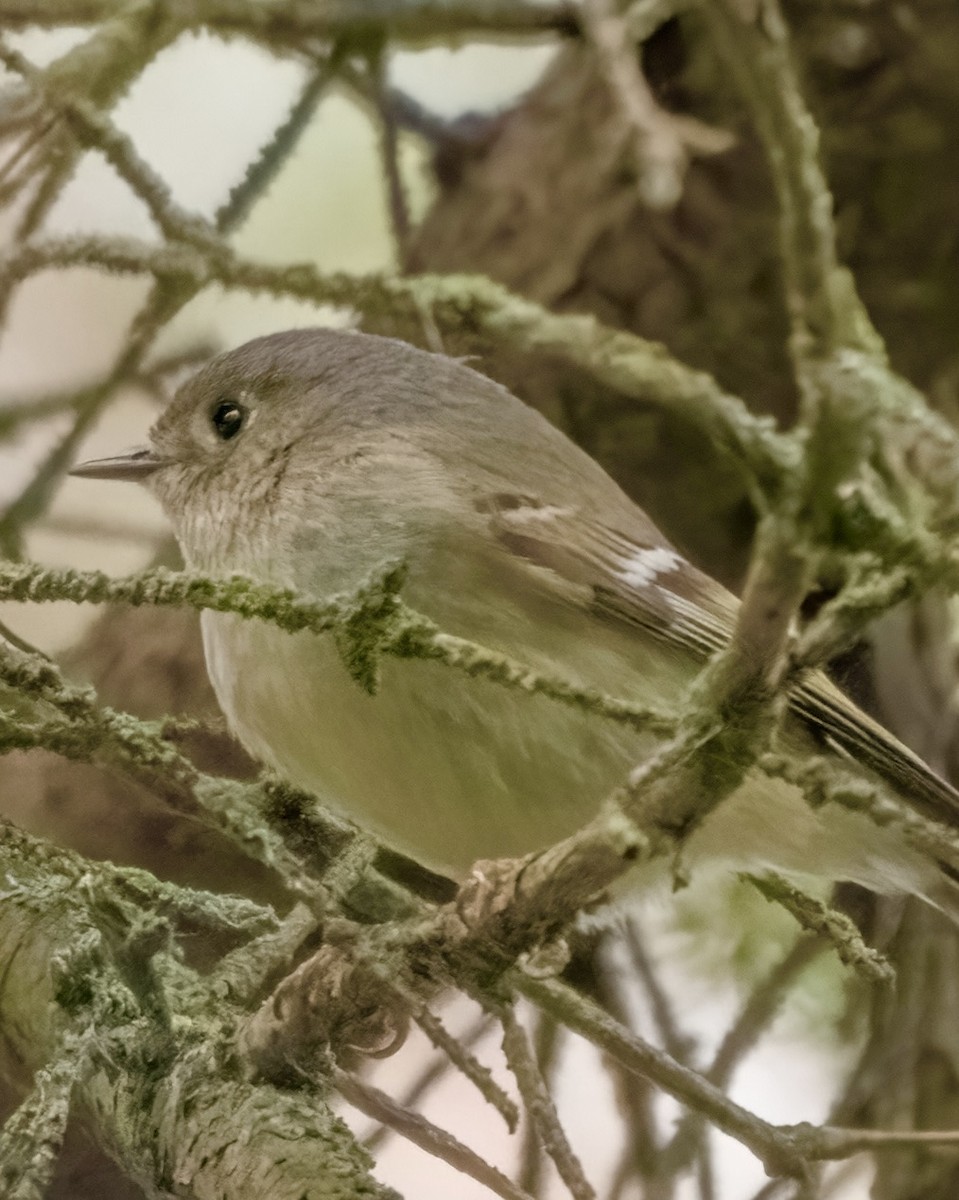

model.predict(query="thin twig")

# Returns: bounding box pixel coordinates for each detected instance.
[414,1003,519,1133]
[591,948,670,1200]
[623,917,695,1063]
[0,144,44,207]
[500,1002,597,1200]
[368,52,412,256]
[707,935,824,1089]
[215,59,334,234]
[517,974,813,1182]
[520,973,959,1174]
[1,6,183,245]
[517,1008,562,1195]
[748,874,894,986]
[0,38,212,246]
[364,1011,494,1153]
[0,389,85,440]
[696,1140,717,1200]
[662,935,824,1175]
[334,1067,538,1200]
[0,112,54,194]
[11,132,74,241]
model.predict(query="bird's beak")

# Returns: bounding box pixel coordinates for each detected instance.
[69,446,165,482]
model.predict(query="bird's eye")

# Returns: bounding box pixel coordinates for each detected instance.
[210,399,247,441]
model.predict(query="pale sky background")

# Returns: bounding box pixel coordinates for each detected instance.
[0,28,872,1200]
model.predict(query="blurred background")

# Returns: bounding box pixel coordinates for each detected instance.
[4,5,959,1197]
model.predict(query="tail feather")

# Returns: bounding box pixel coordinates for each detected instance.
[793,673,959,832]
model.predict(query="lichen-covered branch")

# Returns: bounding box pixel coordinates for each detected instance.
[0,822,397,1199]
[747,873,893,986]
[702,0,874,363]
[518,974,959,1182]
[0,559,679,732]
[0,1037,86,1200]
[0,639,325,894]
[760,752,959,875]
[0,233,789,489]
[0,0,581,41]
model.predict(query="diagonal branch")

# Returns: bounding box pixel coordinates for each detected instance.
[335,1067,535,1200]
[0,234,793,489]
[499,1002,596,1200]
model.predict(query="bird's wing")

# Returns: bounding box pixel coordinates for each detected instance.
[483,492,959,831]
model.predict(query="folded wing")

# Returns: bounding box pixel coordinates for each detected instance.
[483,491,959,832]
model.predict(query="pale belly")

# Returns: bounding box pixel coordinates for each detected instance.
[200,609,940,901]
[202,609,663,873]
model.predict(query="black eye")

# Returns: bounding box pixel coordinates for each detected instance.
[210,399,247,441]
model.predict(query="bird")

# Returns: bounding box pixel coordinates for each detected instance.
[70,327,959,914]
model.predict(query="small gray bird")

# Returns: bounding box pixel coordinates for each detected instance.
[72,327,959,911]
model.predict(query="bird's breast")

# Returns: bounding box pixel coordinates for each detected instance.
[199,608,939,902]
[200,608,661,875]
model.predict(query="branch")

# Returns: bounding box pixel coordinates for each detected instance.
[702,0,959,546]
[520,973,959,1180]
[622,918,696,1062]
[760,751,959,877]
[499,1002,596,1200]
[0,822,397,1200]
[365,1011,496,1152]
[582,0,733,210]
[0,560,678,732]
[414,1003,519,1132]
[0,234,792,490]
[369,50,412,256]
[335,1067,534,1200]
[747,874,894,987]
[517,974,817,1183]
[0,0,582,41]
[700,0,877,365]
[0,639,327,895]
[0,1036,87,1199]
[216,58,334,233]
[0,4,183,247]
[0,388,86,441]
[0,38,212,247]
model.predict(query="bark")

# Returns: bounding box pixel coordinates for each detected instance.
[0,590,285,1194]
[0,816,398,1200]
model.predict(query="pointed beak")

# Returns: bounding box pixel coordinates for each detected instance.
[69,447,166,482]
